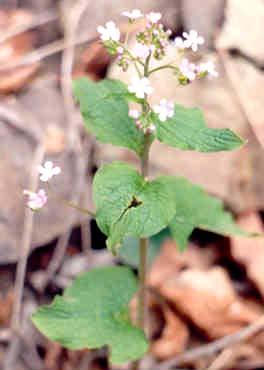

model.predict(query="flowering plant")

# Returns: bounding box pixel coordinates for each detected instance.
[30,10,250,369]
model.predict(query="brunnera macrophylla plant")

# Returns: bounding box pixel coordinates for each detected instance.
[28,9,253,368]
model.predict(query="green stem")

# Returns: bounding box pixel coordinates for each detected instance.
[131,54,153,370]
[131,134,151,370]
[148,64,179,75]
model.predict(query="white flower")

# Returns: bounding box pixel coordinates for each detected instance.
[174,36,186,50]
[179,58,196,81]
[122,9,143,20]
[129,109,140,119]
[38,161,61,182]
[197,61,218,78]
[153,99,174,122]
[146,12,162,24]
[134,43,151,59]
[182,30,204,52]
[148,124,156,133]
[24,189,47,211]
[97,21,120,42]
[128,77,153,99]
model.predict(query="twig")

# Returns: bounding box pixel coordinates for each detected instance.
[0,34,97,72]
[61,0,91,147]
[0,9,58,44]
[0,103,41,143]
[40,0,92,289]
[154,315,264,370]
[3,144,45,370]
[218,49,264,148]
[207,348,234,370]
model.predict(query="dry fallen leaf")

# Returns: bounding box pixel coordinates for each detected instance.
[0,290,14,326]
[231,212,264,299]
[219,53,264,149]
[73,41,111,81]
[151,305,189,360]
[216,0,264,64]
[0,10,39,94]
[148,240,217,289]
[158,266,261,338]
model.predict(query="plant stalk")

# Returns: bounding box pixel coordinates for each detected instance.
[131,134,151,370]
[131,57,152,370]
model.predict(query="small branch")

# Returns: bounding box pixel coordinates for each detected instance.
[0,104,41,143]
[61,0,90,148]
[207,348,234,370]
[154,315,264,370]
[0,9,58,44]
[148,64,179,75]
[0,34,97,72]
[3,144,45,370]
[38,0,93,290]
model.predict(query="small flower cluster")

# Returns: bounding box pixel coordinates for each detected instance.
[136,13,172,60]
[24,161,61,211]
[174,30,204,52]
[97,10,218,134]
[97,10,171,70]
[178,58,218,84]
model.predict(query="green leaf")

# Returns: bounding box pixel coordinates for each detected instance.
[153,104,244,152]
[93,162,176,252]
[73,78,145,155]
[32,266,148,364]
[119,228,171,268]
[168,177,248,250]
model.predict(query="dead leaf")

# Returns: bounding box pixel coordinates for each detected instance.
[0,10,39,94]
[159,267,261,338]
[216,0,264,64]
[73,41,111,81]
[0,290,14,326]
[231,212,264,299]
[151,305,189,360]
[148,240,217,289]
[219,53,264,148]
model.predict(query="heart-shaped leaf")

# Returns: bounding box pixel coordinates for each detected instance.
[93,162,176,252]
[32,266,148,364]
[153,104,244,152]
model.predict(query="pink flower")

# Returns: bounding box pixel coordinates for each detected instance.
[179,58,196,81]
[24,189,47,211]
[146,12,162,24]
[122,9,143,20]
[153,99,174,122]
[197,61,218,78]
[38,161,61,182]
[128,77,153,99]
[182,30,204,52]
[97,21,120,42]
